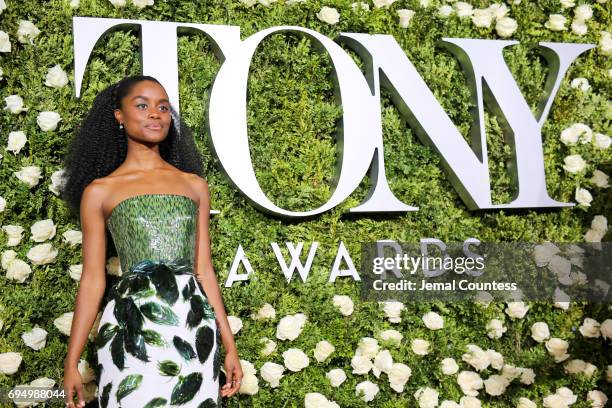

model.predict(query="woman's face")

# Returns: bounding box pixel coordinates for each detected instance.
[113,80,172,143]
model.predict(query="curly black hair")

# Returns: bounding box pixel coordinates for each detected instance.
[60,75,204,217]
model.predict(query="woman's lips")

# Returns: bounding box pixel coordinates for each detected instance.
[146,124,162,130]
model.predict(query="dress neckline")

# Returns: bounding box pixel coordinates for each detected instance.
[106,193,198,224]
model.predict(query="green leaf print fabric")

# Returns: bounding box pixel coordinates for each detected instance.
[96,194,221,407]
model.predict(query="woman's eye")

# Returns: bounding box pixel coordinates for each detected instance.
[160,105,169,112]
[137,103,147,109]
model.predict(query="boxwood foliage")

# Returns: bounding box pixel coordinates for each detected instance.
[0,0,610,407]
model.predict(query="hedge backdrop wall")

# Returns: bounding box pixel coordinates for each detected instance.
[0,0,610,407]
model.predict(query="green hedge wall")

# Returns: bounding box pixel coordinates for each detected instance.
[0,0,610,407]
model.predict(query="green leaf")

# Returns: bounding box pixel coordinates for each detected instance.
[110,329,125,371]
[115,374,143,402]
[195,325,214,364]
[142,329,168,347]
[143,397,168,408]
[170,372,203,405]
[157,360,181,377]
[197,398,218,408]
[95,323,118,350]
[173,335,196,361]
[149,264,179,305]
[100,382,112,408]
[140,301,179,326]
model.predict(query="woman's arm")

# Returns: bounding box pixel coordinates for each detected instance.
[64,182,108,368]
[192,176,242,397]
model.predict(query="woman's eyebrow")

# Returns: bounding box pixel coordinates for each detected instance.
[130,95,170,103]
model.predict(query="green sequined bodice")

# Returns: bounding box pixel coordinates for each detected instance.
[106,194,198,275]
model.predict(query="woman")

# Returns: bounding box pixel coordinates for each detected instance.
[60,75,242,407]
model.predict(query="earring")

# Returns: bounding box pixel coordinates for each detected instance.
[119,123,124,130]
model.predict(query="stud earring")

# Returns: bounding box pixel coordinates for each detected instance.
[119,123,124,130]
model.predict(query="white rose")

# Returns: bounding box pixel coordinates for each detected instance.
[457,371,483,396]
[379,329,403,346]
[6,259,32,283]
[579,317,600,338]
[591,215,608,235]
[326,368,347,387]
[1,250,17,269]
[414,386,439,408]
[564,359,587,374]
[227,315,243,334]
[21,326,47,350]
[68,264,82,281]
[241,359,257,376]
[30,219,56,242]
[372,349,393,377]
[600,319,612,340]
[591,170,610,188]
[132,0,154,9]
[70,0,80,8]
[54,312,73,335]
[556,387,577,405]
[571,19,587,36]
[419,0,430,7]
[380,301,405,323]
[0,0,6,14]
[607,365,612,383]
[411,338,430,355]
[238,373,259,395]
[562,154,586,173]
[575,187,593,206]
[6,131,27,154]
[351,354,373,374]
[37,111,62,131]
[397,9,416,28]
[256,337,275,356]
[531,322,550,342]
[3,225,25,246]
[251,303,275,320]
[106,256,122,276]
[462,344,490,371]
[545,14,567,31]
[4,95,27,113]
[356,380,379,402]
[0,30,10,52]
[488,3,508,20]
[505,301,529,319]
[388,363,411,392]
[533,242,560,266]
[438,5,454,17]
[50,168,67,195]
[17,20,40,44]
[441,357,459,375]
[422,311,444,330]
[314,340,335,362]
[587,390,608,408]
[0,352,22,374]
[486,349,504,370]
[460,396,482,408]
[372,0,397,8]
[519,367,536,384]
[545,338,570,362]
[109,0,127,6]
[351,2,369,11]
[316,6,340,25]
[486,319,507,339]
[0,196,5,212]
[260,362,284,388]
[14,165,42,187]
[570,78,589,91]
[495,17,517,37]
[63,230,82,246]
[548,255,571,281]
[78,359,95,383]
[599,31,612,55]
[594,133,611,149]
[472,9,493,27]
[500,364,521,381]
[45,65,69,88]
[560,0,575,8]
[332,295,353,316]
[356,337,379,359]
[455,2,474,18]
[282,348,309,372]
[276,313,306,340]
[26,243,58,265]
[483,374,509,396]
[517,397,537,408]
[304,393,337,408]
[574,4,593,21]
[584,228,604,243]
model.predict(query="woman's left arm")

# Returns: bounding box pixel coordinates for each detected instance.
[193,176,242,398]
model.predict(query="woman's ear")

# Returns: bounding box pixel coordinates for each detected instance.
[113,109,123,125]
